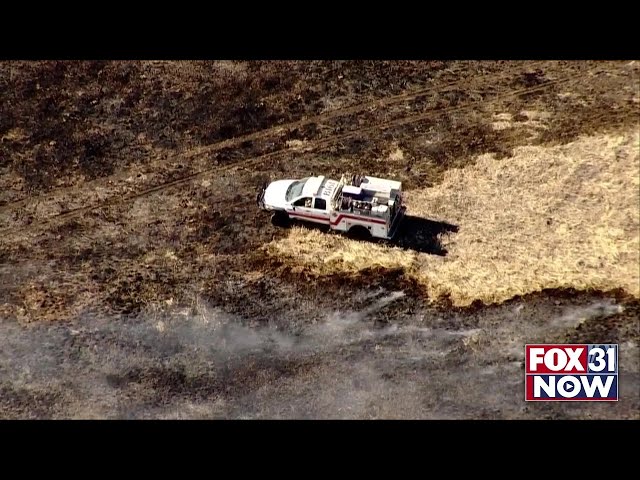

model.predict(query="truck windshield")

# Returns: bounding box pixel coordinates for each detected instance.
[285,178,309,201]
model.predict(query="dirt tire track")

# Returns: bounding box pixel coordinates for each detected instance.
[0,67,613,239]
[0,61,556,212]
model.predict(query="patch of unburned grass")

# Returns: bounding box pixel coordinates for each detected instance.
[266,128,640,306]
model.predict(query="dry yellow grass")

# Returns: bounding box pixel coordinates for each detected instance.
[266,128,640,306]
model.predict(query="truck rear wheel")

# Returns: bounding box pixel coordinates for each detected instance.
[347,225,372,240]
[271,211,290,228]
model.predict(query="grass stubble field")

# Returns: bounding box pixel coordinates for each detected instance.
[0,60,638,418]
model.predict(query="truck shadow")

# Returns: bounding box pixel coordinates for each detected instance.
[391,215,459,256]
[287,215,459,257]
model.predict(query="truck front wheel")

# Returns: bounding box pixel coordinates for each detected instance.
[271,211,290,228]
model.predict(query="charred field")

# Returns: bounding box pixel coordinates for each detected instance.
[0,60,638,419]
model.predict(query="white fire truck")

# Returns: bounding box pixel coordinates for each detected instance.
[257,173,406,240]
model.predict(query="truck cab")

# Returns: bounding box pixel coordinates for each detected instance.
[259,176,339,225]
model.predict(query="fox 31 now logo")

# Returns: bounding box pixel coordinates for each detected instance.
[525,344,618,401]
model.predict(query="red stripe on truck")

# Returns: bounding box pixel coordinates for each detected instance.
[289,212,387,226]
[288,212,330,223]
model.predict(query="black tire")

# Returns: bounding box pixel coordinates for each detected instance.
[347,225,372,240]
[271,211,290,228]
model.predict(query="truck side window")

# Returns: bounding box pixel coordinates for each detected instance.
[293,197,311,207]
[314,198,327,210]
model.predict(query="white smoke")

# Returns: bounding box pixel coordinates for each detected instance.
[0,295,637,419]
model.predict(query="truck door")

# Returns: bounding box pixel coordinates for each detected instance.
[288,196,331,225]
